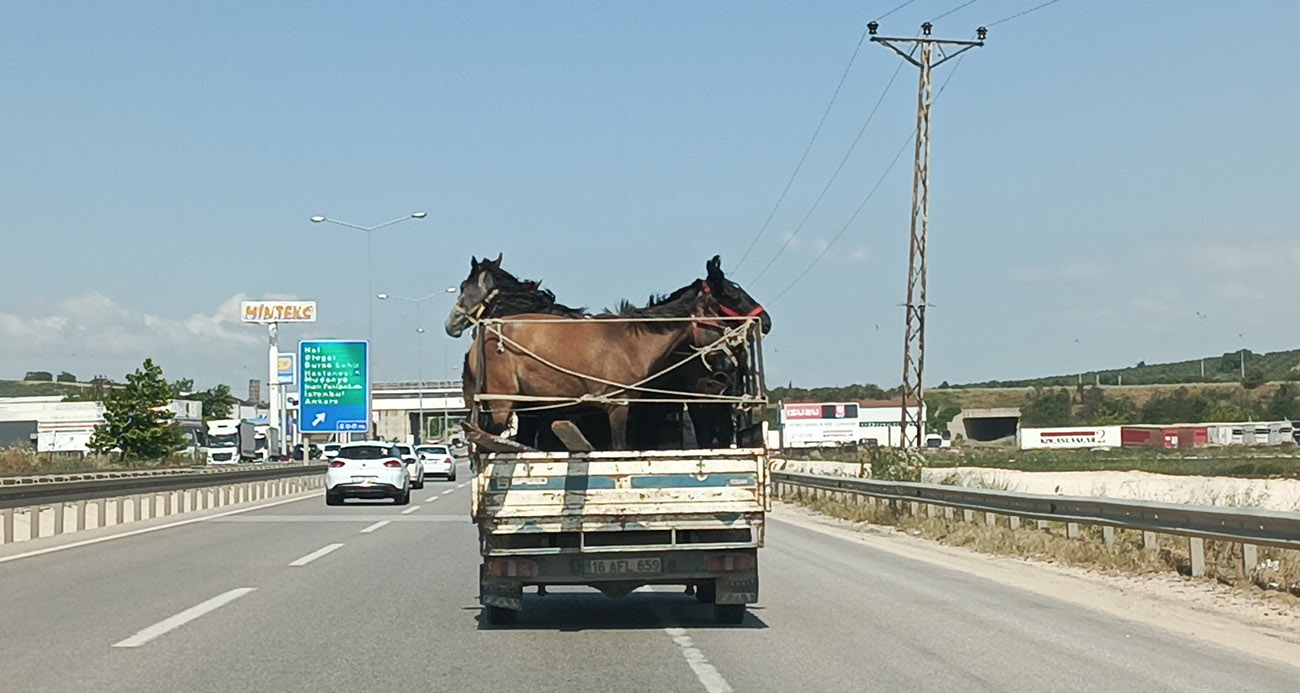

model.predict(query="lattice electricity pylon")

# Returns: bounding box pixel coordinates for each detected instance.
[869,22,985,449]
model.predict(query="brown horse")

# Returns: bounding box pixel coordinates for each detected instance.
[463,289,724,450]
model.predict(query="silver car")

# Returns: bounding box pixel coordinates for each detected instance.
[394,444,425,489]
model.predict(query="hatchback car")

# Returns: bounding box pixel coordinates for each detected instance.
[325,442,411,505]
[394,444,424,489]
[415,444,456,481]
[322,443,341,460]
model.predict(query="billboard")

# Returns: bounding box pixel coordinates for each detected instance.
[299,340,369,433]
[1017,426,1121,450]
[241,301,317,323]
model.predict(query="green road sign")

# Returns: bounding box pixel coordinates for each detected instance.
[299,340,370,433]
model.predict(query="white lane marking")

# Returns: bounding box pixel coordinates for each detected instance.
[424,496,440,503]
[441,488,455,495]
[359,520,391,534]
[289,543,344,567]
[0,492,319,565]
[659,611,733,693]
[457,483,468,489]
[400,505,421,515]
[112,588,255,648]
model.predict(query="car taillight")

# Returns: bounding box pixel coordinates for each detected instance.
[383,459,402,467]
[445,457,454,465]
[329,460,346,467]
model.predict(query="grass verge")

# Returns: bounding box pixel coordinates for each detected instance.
[785,488,1300,605]
[0,448,196,476]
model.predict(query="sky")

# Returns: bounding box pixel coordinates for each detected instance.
[3,1,1300,395]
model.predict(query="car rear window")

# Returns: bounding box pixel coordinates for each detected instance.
[340,445,391,459]
[417,446,449,455]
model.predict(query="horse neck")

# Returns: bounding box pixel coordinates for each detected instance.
[622,321,699,375]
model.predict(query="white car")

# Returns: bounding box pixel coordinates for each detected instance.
[415,444,457,481]
[325,442,411,506]
[394,444,425,489]
[322,443,341,460]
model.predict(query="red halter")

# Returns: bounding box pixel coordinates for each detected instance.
[699,281,766,318]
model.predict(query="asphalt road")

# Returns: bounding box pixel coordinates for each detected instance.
[2,466,1297,692]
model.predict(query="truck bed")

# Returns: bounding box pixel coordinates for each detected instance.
[474,447,769,555]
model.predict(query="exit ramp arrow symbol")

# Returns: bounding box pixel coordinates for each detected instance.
[312,413,326,426]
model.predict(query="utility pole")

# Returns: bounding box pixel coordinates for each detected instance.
[869,21,985,450]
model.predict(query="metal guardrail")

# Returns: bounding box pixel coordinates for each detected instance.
[772,470,1300,552]
[0,464,327,509]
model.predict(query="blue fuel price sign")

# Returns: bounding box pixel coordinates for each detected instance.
[299,340,370,434]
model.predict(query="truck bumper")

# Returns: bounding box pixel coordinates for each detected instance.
[478,549,759,609]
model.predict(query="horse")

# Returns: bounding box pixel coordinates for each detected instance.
[627,255,771,448]
[461,285,728,450]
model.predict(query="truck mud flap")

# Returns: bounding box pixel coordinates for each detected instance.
[480,578,524,611]
[715,572,759,605]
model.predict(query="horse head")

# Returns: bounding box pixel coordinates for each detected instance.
[445,253,505,337]
[703,255,771,335]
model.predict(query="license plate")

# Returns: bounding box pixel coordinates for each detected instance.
[584,557,662,576]
[351,475,378,482]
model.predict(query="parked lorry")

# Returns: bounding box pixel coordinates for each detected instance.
[201,419,240,464]
[467,312,769,626]
[238,418,278,463]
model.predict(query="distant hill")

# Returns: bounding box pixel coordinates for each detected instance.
[952,347,1300,389]
[0,379,108,398]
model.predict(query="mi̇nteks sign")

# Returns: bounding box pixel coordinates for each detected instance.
[240,301,318,323]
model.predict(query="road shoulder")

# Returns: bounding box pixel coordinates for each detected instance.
[770,502,1300,671]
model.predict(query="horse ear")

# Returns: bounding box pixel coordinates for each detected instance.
[706,255,723,279]
[492,252,503,266]
[470,256,479,270]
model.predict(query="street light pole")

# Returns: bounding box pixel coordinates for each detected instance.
[310,211,427,346]
[377,288,455,444]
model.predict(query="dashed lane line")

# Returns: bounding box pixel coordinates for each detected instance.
[658,608,734,693]
[424,496,440,503]
[289,543,344,567]
[359,520,391,534]
[112,588,256,648]
[441,489,456,495]
[400,505,421,515]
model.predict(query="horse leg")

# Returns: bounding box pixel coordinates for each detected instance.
[607,405,630,451]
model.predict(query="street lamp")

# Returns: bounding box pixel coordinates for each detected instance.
[309,211,428,346]
[378,288,456,443]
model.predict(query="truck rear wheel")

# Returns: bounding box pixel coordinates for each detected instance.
[485,605,518,626]
[714,604,745,624]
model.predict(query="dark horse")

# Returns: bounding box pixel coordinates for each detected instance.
[626,256,770,448]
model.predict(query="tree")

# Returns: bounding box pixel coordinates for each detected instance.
[1019,388,1074,427]
[1265,383,1300,421]
[188,384,237,421]
[56,371,77,383]
[88,358,187,462]
[23,371,53,382]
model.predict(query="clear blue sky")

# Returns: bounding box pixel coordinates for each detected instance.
[3,1,1299,394]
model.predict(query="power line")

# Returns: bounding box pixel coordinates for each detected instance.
[877,0,921,21]
[986,0,1066,27]
[734,29,870,271]
[930,0,981,23]
[768,53,971,305]
[749,60,906,285]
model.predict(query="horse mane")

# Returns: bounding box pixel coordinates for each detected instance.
[608,281,703,333]
[479,263,587,318]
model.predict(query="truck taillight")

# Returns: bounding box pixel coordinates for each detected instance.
[487,558,537,578]
[707,553,755,572]
[329,460,346,468]
[383,459,402,467]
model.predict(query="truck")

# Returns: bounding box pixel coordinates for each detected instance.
[238,417,278,463]
[467,312,769,626]
[201,419,241,464]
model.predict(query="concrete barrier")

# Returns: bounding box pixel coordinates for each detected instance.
[0,473,324,546]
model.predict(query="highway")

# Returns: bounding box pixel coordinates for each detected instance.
[2,464,1297,692]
